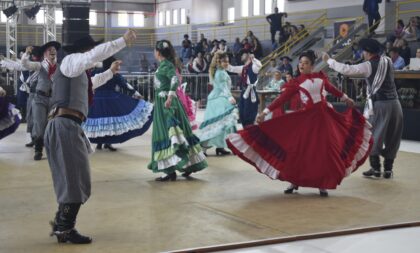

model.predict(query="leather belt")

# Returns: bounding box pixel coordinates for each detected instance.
[49,107,86,122]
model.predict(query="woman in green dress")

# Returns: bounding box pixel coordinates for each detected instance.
[148,40,207,181]
[197,52,238,156]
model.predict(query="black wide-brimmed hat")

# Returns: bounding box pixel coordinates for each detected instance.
[359,38,383,54]
[62,35,104,53]
[280,56,292,61]
[39,41,61,55]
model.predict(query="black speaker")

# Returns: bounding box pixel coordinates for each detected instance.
[62,19,89,32]
[61,2,90,20]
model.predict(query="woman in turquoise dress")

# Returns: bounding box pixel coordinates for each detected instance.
[197,52,238,156]
[148,40,207,181]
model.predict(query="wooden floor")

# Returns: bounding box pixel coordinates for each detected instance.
[1,124,420,253]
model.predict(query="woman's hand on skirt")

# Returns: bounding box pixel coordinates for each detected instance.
[256,113,266,124]
[165,96,172,108]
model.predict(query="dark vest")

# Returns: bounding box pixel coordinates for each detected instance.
[368,59,398,101]
[50,67,89,117]
[36,66,53,93]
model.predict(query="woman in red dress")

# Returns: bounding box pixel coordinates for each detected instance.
[226,51,373,197]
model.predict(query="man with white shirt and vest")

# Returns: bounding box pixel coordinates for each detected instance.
[323,38,403,179]
[45,30,136,244]
[22,42,61,160]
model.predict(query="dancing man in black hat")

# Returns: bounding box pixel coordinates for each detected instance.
[322,38,403,179]
[45,29,136,244]
[22,41,61,161]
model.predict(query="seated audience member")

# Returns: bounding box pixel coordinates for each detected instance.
[399,39,411,65]
[266,70,285,91]
[388,19,405,43]
[192,52,207,74]
[278,56,293,77]
[265,58,279,78]
[390,47,406,70]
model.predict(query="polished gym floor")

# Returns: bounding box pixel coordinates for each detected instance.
[1,116,420,253]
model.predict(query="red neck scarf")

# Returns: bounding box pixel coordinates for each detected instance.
[86,70,94,106]
[47,61,57,80]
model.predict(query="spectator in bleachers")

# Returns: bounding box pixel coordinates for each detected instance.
[192,52,207,74]
[297,24,308,37]
[233,37,243,65]
[252,37,263,59]
[242,38,252,52]
[186,56,195,73]
[245,31,257,47]
[265,70,285,91]
[196,34,208,54]
[264,58,278,79]
[394,17,418,46]
[181,34,193,63]
[266,7,288,45]
[387,19,405,43]
[219,39,229,54]
[389,47,406,70]
[278,56,293,76]
[399,39,411,65]
[363,0,382,34]
[204,53,212,73]
[210,40,220,56]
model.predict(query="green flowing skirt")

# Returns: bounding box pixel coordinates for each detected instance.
[148,94,208,174]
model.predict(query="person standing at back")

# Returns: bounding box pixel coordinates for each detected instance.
[266,7,288,45]
[363,0,382,34]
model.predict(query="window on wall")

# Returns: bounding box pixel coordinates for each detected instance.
[90,11,97,26]
[55,10,63,24]
[0,12,6,22]
[165,10,171,26]
[277,0,285,12]
[36,10,44,24]
[241,0,249,17]
[227,7,235,24]
[173,9,178,25]
[180,8,186,24]
[158,11,164,26]
[133,13,145,27]
[265,0,272,14]
[253,0,260,16]
[117,12,128,27]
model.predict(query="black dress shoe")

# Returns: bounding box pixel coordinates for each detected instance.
[25,141,34,147]
[319,189,329,197]
[155,172,177,182]
[216,148,231,156]
[363,168,381,178]
[34,152,42,161]
[104,144,117,151]
[96,143,103,150]
[203,152,208,157]
[284,185,298,194]
[53,229,92,244]
[383,170,393,179]
[182,171,192,178]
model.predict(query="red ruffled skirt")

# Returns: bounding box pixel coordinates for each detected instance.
[226,102,373,189]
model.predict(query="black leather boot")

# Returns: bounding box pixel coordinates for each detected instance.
[34,138,43,161]
[155,172,177,182]
[383,159,394,179]
[51,203,92,244]
[104,144,117,151]
[284,184,299,194]
[363,156,381,178]
[182,171,193,178]
[25,138,35,148]
[96,143,103,150]
[216,148,231,156]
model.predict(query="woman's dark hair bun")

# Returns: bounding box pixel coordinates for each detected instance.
[299,50,317,65]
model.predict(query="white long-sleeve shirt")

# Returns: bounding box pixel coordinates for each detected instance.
[227,58,262,75]
[21,53,43,71]
[327,58,372,78]
[0,58,26,71]
[60,37,126,89]
[192,58,207,73]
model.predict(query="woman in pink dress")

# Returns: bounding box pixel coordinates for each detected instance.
[175,60,197,129]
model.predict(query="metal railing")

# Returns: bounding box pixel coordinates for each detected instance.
[122,73,241,108]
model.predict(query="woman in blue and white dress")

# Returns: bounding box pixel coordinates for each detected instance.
[196,52,238,156]
[0,86,21,140]
[82,56,153,151]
